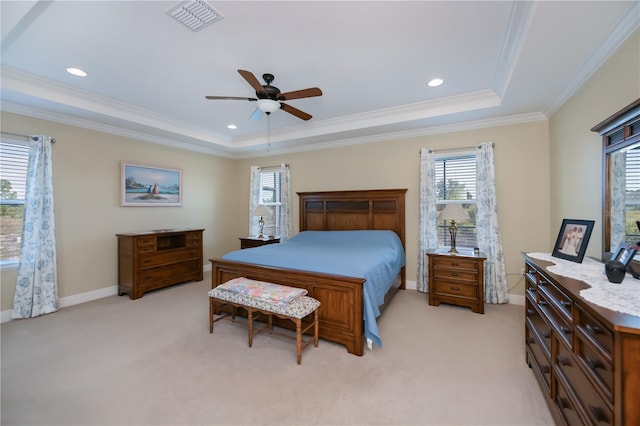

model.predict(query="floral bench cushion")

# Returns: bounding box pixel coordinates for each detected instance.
[209,278,320,319]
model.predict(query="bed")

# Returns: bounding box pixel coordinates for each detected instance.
[209,188,407,356]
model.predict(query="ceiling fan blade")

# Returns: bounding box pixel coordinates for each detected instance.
[280,102,312,121]
[238,69,267,96]
[205,96,258,101]
[277,87,322,101]
[249,107,265,121]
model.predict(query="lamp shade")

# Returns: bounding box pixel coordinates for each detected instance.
[438,203,469,221]
[253,204,272,217]
[256,99,280,114]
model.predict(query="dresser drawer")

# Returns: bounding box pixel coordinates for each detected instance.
[576,334,613,402]
[526,296,551,357]
[538,280,572,322]
[432,257,479,271]
[186,232,201,247]
[433,280,476,298]
[538,290,573,349]
[526,322,551,392]
[555,339,613,425]
[555,375,586,426]
[138,260,201,286]
[577,306,613,356]
[136,236,156,252]
[139,249,200,268]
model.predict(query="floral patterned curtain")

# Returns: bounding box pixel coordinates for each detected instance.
[417,148,439,292]
[476,142,509,304]
[12,135,58,319]
[249,166,261,237]
[610,150,626,249]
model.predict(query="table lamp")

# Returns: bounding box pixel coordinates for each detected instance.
[438,203,470,254]
[253,204,272,239]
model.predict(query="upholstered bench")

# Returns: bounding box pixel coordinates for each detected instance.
[208,277,320,364]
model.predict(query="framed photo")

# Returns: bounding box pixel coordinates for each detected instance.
[120,161,182,207]
[552,219,595,263]
[610,242,638,267]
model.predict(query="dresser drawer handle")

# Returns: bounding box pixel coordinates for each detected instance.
[588,405,609,423]
[585,323,602,334]
[539,300,548,306]
[559,325,571,334]
[556,396,570,409]
[542,331,551,339]
[526,338,535,344]
[451,286,460,291]
[585,357,603,370]
[451,262,459,266]
[540,365,550,374]
[526,309,535,315]
[557,355,570,366]
[451,272,459,276]
[560,301,572,308]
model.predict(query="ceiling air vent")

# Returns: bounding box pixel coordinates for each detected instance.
[167,0,223,32]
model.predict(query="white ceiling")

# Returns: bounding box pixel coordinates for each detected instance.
[1,1,638,158]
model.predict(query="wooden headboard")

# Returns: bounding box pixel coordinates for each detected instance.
[297,189,407,249]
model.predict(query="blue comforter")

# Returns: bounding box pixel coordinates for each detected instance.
[222,230,406,347]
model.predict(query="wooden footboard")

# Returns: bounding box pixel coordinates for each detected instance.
[211,259,367,356]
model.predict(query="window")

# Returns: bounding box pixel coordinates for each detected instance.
[435,153,477,249]
[257,168,283,237]
[624,147,640,242]
[0,140,29,265]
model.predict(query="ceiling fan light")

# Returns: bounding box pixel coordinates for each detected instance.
[257,99,280,113]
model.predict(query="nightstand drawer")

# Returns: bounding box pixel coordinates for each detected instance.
[432,257,479,272]
[433,269,478,283]
[433,281,476,298]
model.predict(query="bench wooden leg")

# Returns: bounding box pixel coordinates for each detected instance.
[314,309,319,347]
[296,318,302,365]
[247,308,254,348]
[209,298,214,333]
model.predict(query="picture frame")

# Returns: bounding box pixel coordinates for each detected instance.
[120,161,182,207]
[610,242,638,267]
[551,219,595,263]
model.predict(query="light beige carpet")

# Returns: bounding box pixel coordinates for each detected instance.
[1,273,553,425]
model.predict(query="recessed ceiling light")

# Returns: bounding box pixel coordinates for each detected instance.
[66,67,87,77]
[428,78,443,87]
[227,124,237,130]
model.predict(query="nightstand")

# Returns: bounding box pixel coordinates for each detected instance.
[427,249,486,314]
[239,237,280,249]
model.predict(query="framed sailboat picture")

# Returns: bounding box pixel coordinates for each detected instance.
[120,161,182,207]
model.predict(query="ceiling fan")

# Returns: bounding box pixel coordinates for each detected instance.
[205,69,322,121]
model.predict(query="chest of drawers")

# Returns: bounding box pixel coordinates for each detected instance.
[427,250,486,314]
[523,253,640,425]
[117,229,204,299]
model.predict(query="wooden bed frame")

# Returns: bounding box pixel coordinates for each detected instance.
[209,188,407,356]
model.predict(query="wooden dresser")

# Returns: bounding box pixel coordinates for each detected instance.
[117,228,204,299]
[427,250,486,314]
[523,253,640,425]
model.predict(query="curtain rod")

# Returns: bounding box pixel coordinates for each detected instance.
[426,142,494,154]
[259,163,289,170]
[1,131,56,143]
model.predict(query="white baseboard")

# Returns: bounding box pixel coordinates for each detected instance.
[1,264,213,324]
[2,267,521,323]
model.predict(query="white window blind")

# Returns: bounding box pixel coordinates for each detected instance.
[259,169,282,237]
[0,141,29,262]
[435,153,477,248]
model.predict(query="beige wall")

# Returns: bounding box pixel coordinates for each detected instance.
[2,29,637,313]
[550,29,640,260]
[236,120,552,297]
[1,112,240,311]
